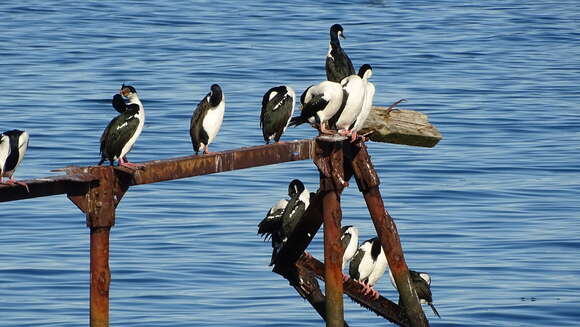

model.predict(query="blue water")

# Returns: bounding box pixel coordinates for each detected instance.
[1,0,579,326]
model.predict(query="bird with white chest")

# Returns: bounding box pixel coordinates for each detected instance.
[351,64,376,139]
[289,81,344,135]
[330,71,366,141]
[341,225,359,270]
[190,84,225,155]
[349,237,388,299]
[260,85,296,144]
[0,129,30,191]
[98,84,145,168]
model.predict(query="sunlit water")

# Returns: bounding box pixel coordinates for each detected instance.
[1,1,579,326]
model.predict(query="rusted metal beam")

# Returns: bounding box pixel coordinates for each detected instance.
[123,139,314,185]
[66,167,128,327]
[278,255,350,327]
[1,140,314,205]
[348,142,429,327]
[313,136,349,327]
[0,174,97,203]
[297,253,410,327]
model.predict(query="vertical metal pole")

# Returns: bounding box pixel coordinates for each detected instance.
[349,143,429,327]
[68,166,122,327]
[321,190,344,327]
[89,226,112,327]
[314,137,347,327]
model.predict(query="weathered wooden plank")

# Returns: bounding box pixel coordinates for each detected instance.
[360,106,442,148]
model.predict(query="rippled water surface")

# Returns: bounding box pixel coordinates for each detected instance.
[1,1,579,326]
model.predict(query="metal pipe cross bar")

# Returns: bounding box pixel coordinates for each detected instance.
[126,139,315,185]
[0,173,98,203]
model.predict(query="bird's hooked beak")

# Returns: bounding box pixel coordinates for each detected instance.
[339,31,346,39]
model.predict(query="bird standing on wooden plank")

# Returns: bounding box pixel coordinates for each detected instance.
[98,84,145,168]
[260,85,296,144]
[289,81,345,135]
[0,129,30,191]
[190,84,225,155]
[326,24,355,83]
[330,72,366,141]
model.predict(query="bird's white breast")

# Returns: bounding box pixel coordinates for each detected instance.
[202,97,225,145]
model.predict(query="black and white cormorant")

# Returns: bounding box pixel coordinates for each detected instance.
[330,72,366,141]
[352,64,376,139]
[349,237,388,299]
[389,269,441,318]
[190,84,225,155]
[257,199,288,240]
[260,85,296,144]
[288,81,344,135]
[341,225,359,270]
[0,129,29,191]
[260,179,311,266]
[326,24,355,83]
[99,84,145,168]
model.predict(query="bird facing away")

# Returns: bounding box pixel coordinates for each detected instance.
[289,81,345,135]
[0,129,29,191]
[352,64,376,138]
[190,84,225,155]
[260,85,296,144]
[389,269,441,318]
[326,24,355,83]
[341,225,359,270]
[99,84,145,168]
[329,72,366,141]
[257,199,288,240]
[258,179,311,266]
[349,237,387,299]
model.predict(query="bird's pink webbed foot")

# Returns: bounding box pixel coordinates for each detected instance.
[5,178,30,192]
[342,273,350,282]
[118,157,144,169]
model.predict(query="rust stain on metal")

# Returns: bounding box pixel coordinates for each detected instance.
[297,253,410,327]
[0,173,97,203]
[351,143,429,327]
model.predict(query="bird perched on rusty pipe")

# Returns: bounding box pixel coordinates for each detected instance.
[260,85,295,144]
[98,84,145,168]
[190,84,225,155]
[0,129,29,191]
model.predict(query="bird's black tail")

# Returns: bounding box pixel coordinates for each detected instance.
[289,116,308,127]
[98,157,105,166]
[429,303,441,318]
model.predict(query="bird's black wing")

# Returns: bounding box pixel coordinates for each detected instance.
[341,232,351,252]
[257,208,284,240]
[261,91,293,142]
[326,48,355,83]
[189,94,211,153]
[112,94,127,113]
[281,198,306,237]
[349,248,365,280]
[100,111,140,163]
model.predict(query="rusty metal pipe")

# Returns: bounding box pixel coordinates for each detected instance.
[321,189,344,327]
[90,227,111,327]
[349,143,429,327]
[362,188,428,327]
